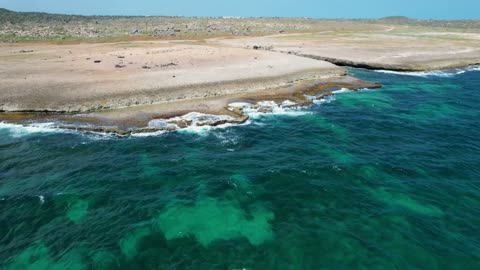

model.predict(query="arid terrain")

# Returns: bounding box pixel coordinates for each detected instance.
[1,8,479,132]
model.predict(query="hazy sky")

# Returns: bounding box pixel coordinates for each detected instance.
[0,0,478,19]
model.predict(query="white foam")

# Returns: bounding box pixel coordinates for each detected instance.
[147,112,242,136]
[332,88,352,94]
[147,119,178,130]
[79,132,120,141]
[375,65,479,77]
[233,100,309,119]
[313,95,336,105]
[130,130,168,137]
[0,122,61,137]
[0,121,122,140]
[170,112,235,126]
[181,122,244,136]
[281,100,297,107]
[38,195,45,205]
[228,102,253,109]
[149,112,236,129]
[305,89,348,105]
[470,66,480,71]
[213,129,239,145]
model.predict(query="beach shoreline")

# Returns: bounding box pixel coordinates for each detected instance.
[0,74,381,135]
[1,12,480,133]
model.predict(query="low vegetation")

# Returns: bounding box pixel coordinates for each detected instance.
[1,8,479,43]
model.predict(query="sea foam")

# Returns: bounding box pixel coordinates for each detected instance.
[147,112,241,136]
[375,65,480,78]
[0,122,61,137]
[228,100,310,119]
[0,121,120,140]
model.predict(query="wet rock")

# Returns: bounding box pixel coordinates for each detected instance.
[168,119,192,128]
[257,107,273,113]
[197,119,229,127]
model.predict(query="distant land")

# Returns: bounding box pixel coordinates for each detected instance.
[1,8,479,43]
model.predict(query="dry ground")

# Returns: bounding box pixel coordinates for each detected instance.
[0,41,344,112]
[215,26,480,71]
[1,10,480,125]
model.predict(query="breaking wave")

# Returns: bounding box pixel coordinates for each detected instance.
[375,65,480,77]
[228,100,310,119]
[0,122,62,137]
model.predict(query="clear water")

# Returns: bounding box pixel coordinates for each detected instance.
[1,68,479,269]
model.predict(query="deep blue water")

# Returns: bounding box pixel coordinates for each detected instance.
[1,68,479,269]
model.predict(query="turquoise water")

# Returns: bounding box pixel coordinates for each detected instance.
[1,68,480,269]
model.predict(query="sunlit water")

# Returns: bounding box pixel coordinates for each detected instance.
[1,68,479,269]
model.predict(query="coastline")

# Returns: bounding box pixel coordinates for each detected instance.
[2,21,480,134]
[0,75,381,135]
[215,30,480,72]
[0,42,345,112]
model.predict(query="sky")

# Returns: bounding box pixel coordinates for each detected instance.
[0,0,478,20]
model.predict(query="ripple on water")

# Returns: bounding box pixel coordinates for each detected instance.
[2,68,480,269]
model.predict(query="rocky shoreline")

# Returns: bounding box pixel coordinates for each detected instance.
[2,10,479,135]
[0,76,381,136]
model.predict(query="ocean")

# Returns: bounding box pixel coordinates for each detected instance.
[1,67,479,269]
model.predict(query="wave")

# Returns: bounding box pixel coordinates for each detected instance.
[1,97,334,138]
[375,65,480,78]
[147,112,244,136]
[130,130,168,138]
[177,122,243,136]
[228,100,310,119]
[332,88,352,94]
[38,195,45,205]
[0,121,119,140]
[0,122,62,137]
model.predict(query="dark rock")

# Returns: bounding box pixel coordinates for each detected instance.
[94,60,102,63]
[160,62,177,68]
[115,64,126,68]
[169,119,192,128]
[252,45,273,51]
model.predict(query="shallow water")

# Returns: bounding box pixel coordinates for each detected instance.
[1,68,479,269]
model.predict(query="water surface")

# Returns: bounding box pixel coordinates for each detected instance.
[1,68,479,269]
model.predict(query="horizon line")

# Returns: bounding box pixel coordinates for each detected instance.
[2,8,478,21]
